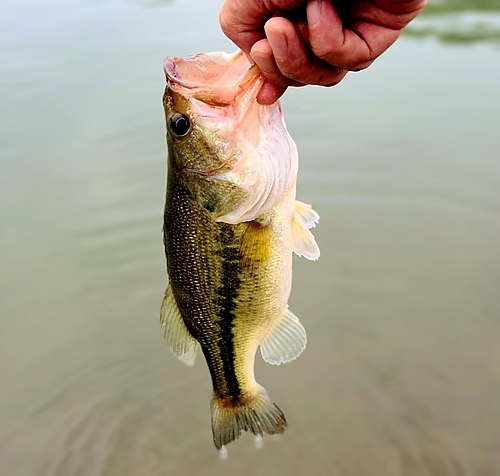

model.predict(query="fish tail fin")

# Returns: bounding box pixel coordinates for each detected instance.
[210,386,287,449]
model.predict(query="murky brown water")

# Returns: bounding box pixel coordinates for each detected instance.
[1,1,500,475]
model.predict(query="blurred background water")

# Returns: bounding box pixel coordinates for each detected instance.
[1,0,500,475]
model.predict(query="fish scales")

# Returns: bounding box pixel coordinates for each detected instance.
[160,50,320,449]
[164,166,292,399]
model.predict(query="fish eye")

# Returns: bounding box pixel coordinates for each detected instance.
[169,113,191,138]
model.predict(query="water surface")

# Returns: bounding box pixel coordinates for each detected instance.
[1,1,500,475]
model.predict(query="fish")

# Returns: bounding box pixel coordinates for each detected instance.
[160,50,320,450]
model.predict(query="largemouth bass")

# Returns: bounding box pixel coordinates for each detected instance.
[161,50,320,450]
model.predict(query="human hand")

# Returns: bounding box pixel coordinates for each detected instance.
[220,0,427,104]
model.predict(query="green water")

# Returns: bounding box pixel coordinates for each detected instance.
[1,1,500,475]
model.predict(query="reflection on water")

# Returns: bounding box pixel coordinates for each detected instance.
[1,0,500,475]
[127,0,173,7]
[405,0,500,43]
[405,11,500,43]
[423,0,500,14]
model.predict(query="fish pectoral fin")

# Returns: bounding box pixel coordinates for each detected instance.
[260,307,307,365]
[291,202,320,260]
[160,285,198,367]
[294,200,319,229]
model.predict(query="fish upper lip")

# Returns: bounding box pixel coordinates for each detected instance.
[164,57,184,86]
[165,51,254,88]
[165,52,262,106]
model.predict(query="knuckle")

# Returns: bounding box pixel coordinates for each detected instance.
[268,74,292,88]
[317,64,348,86]
[309,38,372,71]
[274,58,300,81]
[319,72,345,87]
[310,41,337,64]
[219,12,232,36]
[350,60,372,72]
[260,62,295,87]
[218,9,239,40]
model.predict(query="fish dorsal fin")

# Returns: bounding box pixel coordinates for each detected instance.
[291,201,320,260]
[260,307,307,365]
[160,285,198,367]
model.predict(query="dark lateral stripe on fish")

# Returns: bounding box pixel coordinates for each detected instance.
[214,224,242,399]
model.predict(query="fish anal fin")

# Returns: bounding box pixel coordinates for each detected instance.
[160,285,198,366]
[260,307,307,365]
[292,201,320,260]
[211,386,286,449]
[177,343,198,367]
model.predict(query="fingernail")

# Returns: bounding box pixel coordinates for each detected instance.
[244,51,255,65]
[307,0,322,27]
[251,51,275,75]
[265,25,287,59]
[250,39,274,72]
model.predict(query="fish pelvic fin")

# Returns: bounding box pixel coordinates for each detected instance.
[160,285,198,366]
[211,386,286,449]
[292,200,320,260]
[260,307,306,365]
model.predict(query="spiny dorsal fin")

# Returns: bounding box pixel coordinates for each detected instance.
[260,307,307,365]
[160,285,198,367]
[292,201,320,260]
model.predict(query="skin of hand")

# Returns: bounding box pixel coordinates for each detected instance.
[220,0,427,104]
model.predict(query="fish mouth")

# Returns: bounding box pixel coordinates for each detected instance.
[165,51,263,106]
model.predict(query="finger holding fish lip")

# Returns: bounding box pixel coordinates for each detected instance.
[221,1,347,104]
[257,17,348,92]
[251,39,295,88]
[255,80,288,105]
[250,38,301,104]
